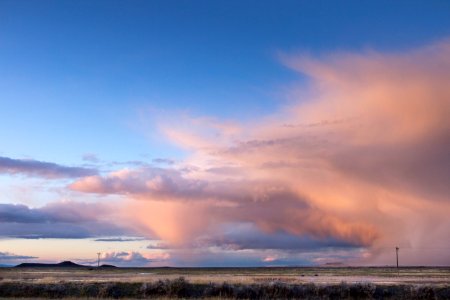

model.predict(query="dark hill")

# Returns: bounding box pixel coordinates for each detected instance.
[15,261,86,268]
[99,264,117,268]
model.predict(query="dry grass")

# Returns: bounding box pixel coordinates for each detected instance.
[0,267,449,299]
[1,266,449,285]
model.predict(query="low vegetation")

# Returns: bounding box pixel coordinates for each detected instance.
[0,277,449,299]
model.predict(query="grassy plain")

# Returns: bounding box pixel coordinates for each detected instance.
[1,267,449,299]
[1,266,449,285]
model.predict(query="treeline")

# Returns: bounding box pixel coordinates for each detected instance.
[0,277,449,299]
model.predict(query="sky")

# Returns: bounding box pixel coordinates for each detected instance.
[1,0,450,267]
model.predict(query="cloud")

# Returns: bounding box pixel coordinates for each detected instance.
[162,247,358,267]
[152,158,175,165]
[99,251,169,267]
[0,156,98,179]
[69,167,195,196]
[82,153,99,163]
[69,40,450,265]
[262,255,278,262]
[71,168,378,248]
[95,237,148,242]
[0,251,37,260]
[277,42,450,201]
[146,242,171,249]
[198,222,365,251]
[0,202,134,239]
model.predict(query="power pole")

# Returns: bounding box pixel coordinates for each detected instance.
[97,252,101,267]
[395,247,399,275]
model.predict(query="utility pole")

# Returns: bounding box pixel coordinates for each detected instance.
[97,252,101,267]
[395,247,399,275]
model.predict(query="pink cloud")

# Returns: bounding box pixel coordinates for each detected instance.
[262,255,278,262]
[69,40,450,265]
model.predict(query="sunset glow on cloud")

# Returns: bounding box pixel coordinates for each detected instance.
[1,1,449,267]
[65,40,450,265]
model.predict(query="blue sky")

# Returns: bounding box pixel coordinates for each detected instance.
[1,0,449,163]
[1,1,450,266]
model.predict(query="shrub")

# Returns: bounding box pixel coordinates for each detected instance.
[234,284,259,299]
[96,282,141,299]
[166,276,190,297]
[434,286,450,300]
[320,281,350,299]
[0,279,449,299]
[416,286,436,300]
[349,282,376,299]
[261,280,292,298]
[373,284,415,300]
[79,283,100,297]
[216,282,236,298]
[297,282,319,298]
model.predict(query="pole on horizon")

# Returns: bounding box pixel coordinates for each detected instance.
[395,247,399,275]
[97,252,101,268]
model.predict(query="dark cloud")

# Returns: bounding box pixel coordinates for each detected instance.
[0,202,134,239]
[0,156,98,179]
[0,204,47,223]
[200,223,362,251]
[0,251,37,260]
[0,202,103,223]
[0,222,93,239]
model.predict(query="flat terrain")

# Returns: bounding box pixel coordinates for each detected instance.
[1,266,449,286]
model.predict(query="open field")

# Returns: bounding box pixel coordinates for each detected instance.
[1,266,450,285]
[0,267,449,299]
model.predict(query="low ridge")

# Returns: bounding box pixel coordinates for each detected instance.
[16,261,85,268]
[15,261,117,268]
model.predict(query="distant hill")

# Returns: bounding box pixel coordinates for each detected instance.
[99,264,117,268]
[15,260,117,268]
[16,261,86,268]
